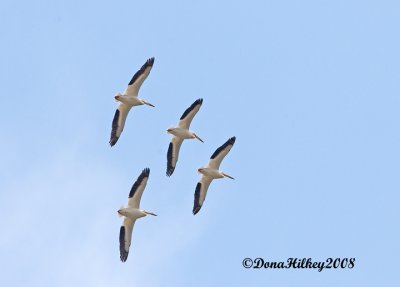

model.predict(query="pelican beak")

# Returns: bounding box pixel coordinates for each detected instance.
[114,95,121,101]
[142,100,155,107]
[145,211,157,216]
[193,133,204,143]
[167,128,173,133]
[222,172,235,180]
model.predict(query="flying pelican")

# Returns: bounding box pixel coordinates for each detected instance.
[118,168,157,262]
[166,98,204,176]
[193,137,236,215]
[109,57,155,146]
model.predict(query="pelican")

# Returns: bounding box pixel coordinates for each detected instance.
[109,57,155,146]
[118,168,157,262]
[193,137,236,215]
[166,98,204,176]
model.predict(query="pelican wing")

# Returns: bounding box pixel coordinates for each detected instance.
[166,136,183,176]
[109,103,131,146]
[119,217,136,262]
[208,137,236,169]
[177,98,203,129]
[193,176,213,215]
[127,168,150,208]
[124,57,155,97]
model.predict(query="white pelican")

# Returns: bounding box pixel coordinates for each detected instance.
[166,98,204,176]
[118,168,157,262]
[109,57,155,146]
[193,137,236,215]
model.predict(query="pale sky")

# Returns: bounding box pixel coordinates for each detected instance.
[1,0,399,286]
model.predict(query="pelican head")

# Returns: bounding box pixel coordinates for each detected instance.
[114,92,122,101]
[198,167,204,174]
[167,127,175,134]
[117,207,126,217]
[192,133,204,143]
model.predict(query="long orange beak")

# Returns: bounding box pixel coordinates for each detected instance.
[142,100,155,107]
[222,172,234,180]
[193,133,204,143]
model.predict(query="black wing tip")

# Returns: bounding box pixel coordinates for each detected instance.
[166,142,175,176]
[193,182,202,215]
[142,167,150,177]
[179,98,204,120]
[210,136,237,159]
[109,132,119,146]
[228,136,236,144]
[110,109,120,146]
[120,255,128,262]
[147,57,155,66]
[128,57,155,85]
[128,168,150,198]
[166,166,175,177]
[193,206,201,215]
[120,250,128,262]
[109,137,118,146]
[119,226,129,262]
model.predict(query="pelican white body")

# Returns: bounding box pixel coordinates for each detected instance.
[118,207,146,220]
[109,58,155,147]
[166,99,204,176]
[115,93,144,106]
[192,137,236,215]
[199,167,224,179]
[168,127,195,139]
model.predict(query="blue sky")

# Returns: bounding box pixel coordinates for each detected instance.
[1,0,399,286]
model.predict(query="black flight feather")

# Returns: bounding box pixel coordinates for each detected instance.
[166,142,175,176]
[180,98,203,120]
[109,109,120,146]
[129,168,150,198]
[193,182,202,215]
[119,226,129,262]
[210,137,236,159]
[128,57,155,86]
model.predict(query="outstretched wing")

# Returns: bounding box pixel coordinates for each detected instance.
[177,98,203,129]
[124,57,155,97]
[119,218,136,262]
[109,103,131,146]
[192,176,213,215]
[166,136,183,176]
[208,137,236,169]
[127,168,150,208]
